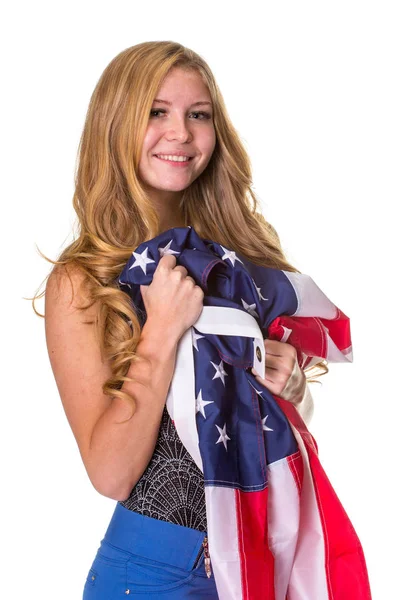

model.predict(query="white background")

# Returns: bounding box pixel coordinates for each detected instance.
[2,1,399,598]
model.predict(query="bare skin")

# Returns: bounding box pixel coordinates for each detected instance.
[45,255,204,499]
[137,66,216,230]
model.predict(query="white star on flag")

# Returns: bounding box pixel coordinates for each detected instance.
[158,240,180,257]
[219,245,244,267]
[252,278,269,301]
[280,326,293,343]
[118,278,131,289]
[261,414,274,432]
[196,389,214,418]
[215,423,231,450]
[241,298,259,319]
[249,380,264,396]
[210,359,228,386]
[192,329,205,351]
[128,247,155,274]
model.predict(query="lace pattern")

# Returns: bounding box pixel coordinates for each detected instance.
[120,405,207,532]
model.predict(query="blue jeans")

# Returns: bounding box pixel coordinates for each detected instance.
[82,502,219,598]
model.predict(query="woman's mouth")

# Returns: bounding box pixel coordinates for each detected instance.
[154,154,193,167]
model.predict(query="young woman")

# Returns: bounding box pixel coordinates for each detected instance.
[33,41,322,599]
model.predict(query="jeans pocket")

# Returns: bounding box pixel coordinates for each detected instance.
[82,545,128,599]
[82,566,100,600]
[125,554,196,593]
[85,566,98,587]
[96,540,131,568]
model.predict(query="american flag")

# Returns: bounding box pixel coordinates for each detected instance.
[118,226,372,600]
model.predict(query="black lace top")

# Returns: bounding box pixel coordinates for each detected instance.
[119,404,207,532]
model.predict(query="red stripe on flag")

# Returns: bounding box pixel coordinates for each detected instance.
[276,397,372,600]
[304,441,372,600]
[286,450,303,498]
[320,307,352,354]
[267,315,329,363]
[236,487,275,600]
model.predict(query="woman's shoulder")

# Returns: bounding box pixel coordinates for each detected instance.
[46,262,96,317]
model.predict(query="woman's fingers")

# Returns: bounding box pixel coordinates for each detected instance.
[250,339,305,404]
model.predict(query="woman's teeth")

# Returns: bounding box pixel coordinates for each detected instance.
[156,155,191,162]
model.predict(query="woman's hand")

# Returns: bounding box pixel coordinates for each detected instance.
[251,339,306,406]
[140,255,204,344]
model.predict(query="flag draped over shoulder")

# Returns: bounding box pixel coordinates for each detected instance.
[117,226,372,600]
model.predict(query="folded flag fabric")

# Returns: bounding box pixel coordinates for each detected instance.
[117,225,372,600]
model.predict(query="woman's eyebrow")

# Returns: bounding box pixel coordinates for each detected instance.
[153,98,212,108]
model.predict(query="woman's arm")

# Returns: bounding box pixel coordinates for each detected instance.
[45,265,180,501]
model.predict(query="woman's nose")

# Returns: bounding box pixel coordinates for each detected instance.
[165,115,192,142]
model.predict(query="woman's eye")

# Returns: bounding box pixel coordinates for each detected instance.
[192,111,211,120]
[150,109,211,120]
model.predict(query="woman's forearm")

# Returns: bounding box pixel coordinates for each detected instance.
[86,319,179,500]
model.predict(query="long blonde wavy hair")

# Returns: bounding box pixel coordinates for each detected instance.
[28,41,328,420]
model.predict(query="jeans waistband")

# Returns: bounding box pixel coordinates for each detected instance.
[103,502,207,571]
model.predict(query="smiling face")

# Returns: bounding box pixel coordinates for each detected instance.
[138,67,216,225]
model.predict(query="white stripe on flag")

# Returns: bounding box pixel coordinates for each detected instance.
[286,423,330,599]
[282,271,338,318]
[326,332,354,363]
[205,486,244,600]
[267,456,301,599]
[166,325,203,471]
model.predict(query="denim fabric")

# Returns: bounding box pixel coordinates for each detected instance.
[82,503,219,598]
